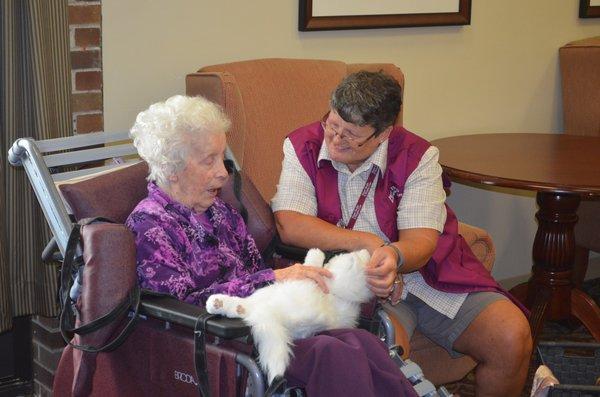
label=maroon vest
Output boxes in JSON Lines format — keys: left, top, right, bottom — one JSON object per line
{"left": 289, "top": 122, "right": 525, "bottom": 311}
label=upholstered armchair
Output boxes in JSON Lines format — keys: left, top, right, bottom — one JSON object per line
{"left": 559, "top": 37, "right": 600, "bottom": 287}
{"left": 186, "top": 59, "right": 496, "bottom": 385}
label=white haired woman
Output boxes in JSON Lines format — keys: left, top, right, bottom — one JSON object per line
{"left": 126, "top": 95, "right": 416, "bottom": 396}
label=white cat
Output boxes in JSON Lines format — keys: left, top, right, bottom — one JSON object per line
{"left": 205, "top": 248, "right": 374, "bottom": 383}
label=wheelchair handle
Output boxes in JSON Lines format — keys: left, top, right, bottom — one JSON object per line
{"left": 41, "top": 237, "right": 60, "bottom": 263}
{"left": 8, "top": 139, "right": 27, "bottom": 166}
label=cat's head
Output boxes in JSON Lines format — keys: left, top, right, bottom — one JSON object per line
{"left": 325, "top": 249, "right": 373, "bottom": 303}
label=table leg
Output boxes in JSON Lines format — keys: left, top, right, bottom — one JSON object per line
{"left": 516, "top": 191, "right": 600, "bottom": 342}
{"left": 528, "top": 192, "right": 579, "bottom": 320}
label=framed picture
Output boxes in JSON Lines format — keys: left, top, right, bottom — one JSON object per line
{"left": 299, "top": 0, "right": 471, "bottom": 31}
{"left": 580, "top": 0, "right": 600, "bottom": 17}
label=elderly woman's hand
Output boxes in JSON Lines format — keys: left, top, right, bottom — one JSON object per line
{"left": 273, "top": 264, "right": 333, "bottom": 293}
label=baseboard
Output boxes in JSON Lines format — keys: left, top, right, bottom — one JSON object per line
{"left": 585, "top": 255, "right": 600, "bottom": 279}
{"left": 498, "top": 274, "right": 531, "bottom": 290}
{"left": 0, "top": 379, "right": 32, "bottom": 397}
{"left": 498, "top": 255, "right": 600, "bottom": 290}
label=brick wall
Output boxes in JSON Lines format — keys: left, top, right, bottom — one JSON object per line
{"left": 31, "top": 2, "right": 103, "bottom": 395}
{"left": 69, "top": 0, "right": 103, "bottom": 134}
{"left": 32, "top": 316, "right": 65, "bottom": 397}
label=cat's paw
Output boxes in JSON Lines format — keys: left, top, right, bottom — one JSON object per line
{"left": 206, "top": 294, "right": 226, "bottom": 315}
{"left": 304, "top": 248, "right": 325, "bottom": 267}
{"left": 206, "top": 294, "right": 245, "bottom": 318}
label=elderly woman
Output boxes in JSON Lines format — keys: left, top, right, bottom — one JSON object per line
{"left": 125, "top": 95, "right": 416, "bottom": 396}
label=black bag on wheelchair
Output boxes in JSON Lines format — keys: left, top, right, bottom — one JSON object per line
{"left": 56, "top": 218, "right": 140, "bottom": 396}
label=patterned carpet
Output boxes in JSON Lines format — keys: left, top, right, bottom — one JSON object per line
{"left": 442, "top": 278, "right": 600, "bottom": 397}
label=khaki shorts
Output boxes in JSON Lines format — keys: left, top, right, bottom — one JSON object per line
{"left": 383, "top": 291, "right": 507, "bottom": 358}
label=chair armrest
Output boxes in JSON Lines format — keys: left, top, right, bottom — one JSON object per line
{"left": 458, "top": 222, "right": 496, "bottom": 272}
{"left": 140, "top": 295, "right": 250, "bottom": 339}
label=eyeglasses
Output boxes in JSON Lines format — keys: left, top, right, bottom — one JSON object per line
{"left": 320, "top": 113, "right": 377, "bottom": 147}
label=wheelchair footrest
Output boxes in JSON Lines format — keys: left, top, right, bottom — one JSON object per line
{"left": 413, "top": 379, "right": 437, "bottom": 397}
{"left": 390, "top": 348, "right": 454, "bottom": 397}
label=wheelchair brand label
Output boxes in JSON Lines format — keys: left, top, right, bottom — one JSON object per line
{"left": 174, "top": 370, "right": 198, "bottom": 386}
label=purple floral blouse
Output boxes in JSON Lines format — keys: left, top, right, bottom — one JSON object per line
{"left": 126, "top": 182, "right": 275, "bottom": 305}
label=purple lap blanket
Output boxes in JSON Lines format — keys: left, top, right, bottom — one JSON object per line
{"left": 285, "top": 328, "right": 418, "bottom": 397}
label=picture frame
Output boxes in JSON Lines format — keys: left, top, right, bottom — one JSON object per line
{"left": 579, "top": 0, "right": 600, "bottom": 18}
{"left": 299, "top": 0, "right": 471, "bottom": 31}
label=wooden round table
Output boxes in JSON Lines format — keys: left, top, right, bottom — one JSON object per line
{"left": 431, "top": 133, "right": 600, "bottom": 342}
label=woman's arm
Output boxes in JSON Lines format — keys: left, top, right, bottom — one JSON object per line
{"left": 366, "top": 147, "right": 446, "bottom": 297}
{"left": 231, "top": 205, "right": 333, "bottom": 293}
{"left": 275, "top": 210, "right": 384, "bottom": 253}
{"left": 184, "top": 269, "right": 275, "bottom": 305}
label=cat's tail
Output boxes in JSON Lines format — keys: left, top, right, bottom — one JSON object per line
{"left": 247, "top": 319, "right": 293, "bottom": 383}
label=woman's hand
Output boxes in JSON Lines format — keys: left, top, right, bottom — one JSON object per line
{"left": 273, "top": 264, "right": 333, "bottom": 293}
{"left": 365, "top": 245, "right": 399, "bottom": 298}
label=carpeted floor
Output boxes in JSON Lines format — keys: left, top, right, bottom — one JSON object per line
{"left": 441, "top": 278, "right": 600, "bottom": 397}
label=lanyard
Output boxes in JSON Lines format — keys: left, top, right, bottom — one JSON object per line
{"left": 342, "top": 164, "right": 379, "bottom": 230}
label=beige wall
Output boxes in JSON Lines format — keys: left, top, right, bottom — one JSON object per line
{"left": 102, "top": 0, "right": 600, "bottom": 281}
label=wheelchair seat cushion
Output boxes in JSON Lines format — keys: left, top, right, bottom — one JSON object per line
{"left": 59, "top": 161, "right": 149, "bottom": 223}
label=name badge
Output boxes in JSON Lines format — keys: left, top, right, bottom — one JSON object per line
{"left": 389, "top": 185, "right": 403, "bottom": 202}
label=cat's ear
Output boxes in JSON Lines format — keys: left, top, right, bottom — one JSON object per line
{"left": 304, "top": 248, "right": 325, "bottom": 267}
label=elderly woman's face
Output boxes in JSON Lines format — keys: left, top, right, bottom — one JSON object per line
{"left": 168, "top": 132, "right": 228, "bottom": 213}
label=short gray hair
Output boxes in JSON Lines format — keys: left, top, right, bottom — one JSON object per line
{"left": 330, "top": 71, "right": 402, "bottom": 135}
{"left": 130, "top": 95, "right": 231, "bottom": 186}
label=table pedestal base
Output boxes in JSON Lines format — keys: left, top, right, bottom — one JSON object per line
{"left": 509, "top": 192, "right": 600, "bottom": 343}
{"left": 510, "top": 284, "right": 600, "bottom": 342}
{"left": 571, "top": 289, "right": 600, "bottom": 340}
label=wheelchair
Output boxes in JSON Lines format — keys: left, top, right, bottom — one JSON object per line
{"left": 9, "top": 131, "right": 450, "bottom": 397}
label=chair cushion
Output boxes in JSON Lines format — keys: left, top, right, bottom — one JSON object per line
{"left": 192, "top": 59, "right": 386, "bottom": 201}
{"left": 59, "top": 162, "right": 149, "bottom": 223}
{"left": 560, "top": 36, "right": 600, "bottom": 137}
{"left": 560, "top": 37, "right": 600, "bottom": 253}
{"left": 219, "top": 170, "right": 277, "bottom": 254}
{"left": 458, "top": 222, "right": 495, "bottom": 272}
{"left": 190, "top": 59, "right": 407, "bottom": 203}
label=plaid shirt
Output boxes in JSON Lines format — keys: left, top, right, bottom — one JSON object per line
{"left": 272, "top": 138, "right": 467, "bottom": 319}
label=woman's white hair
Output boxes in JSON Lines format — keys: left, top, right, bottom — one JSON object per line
{"left": 130, "top": 95, "right": 231, "bottom": 186}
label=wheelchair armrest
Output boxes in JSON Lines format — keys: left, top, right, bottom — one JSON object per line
{"left": 274, "top": 241, "right": 309, "bottom": 262}
{"left": 274, "top": 240, "right": 345, "bottom": 262}
{"left": 140, "top": 295, "right": 250, "bottom": 339}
